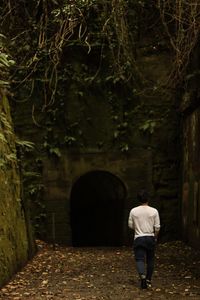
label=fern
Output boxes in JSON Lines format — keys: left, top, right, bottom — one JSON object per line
{"left": 0, "top": 132, "right": 7, "bottom": 143}
{"left": 16, "top": 139, "right": 35, "bottom": 150}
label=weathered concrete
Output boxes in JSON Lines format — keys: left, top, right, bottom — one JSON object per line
{"left": 10, "top": 3, "right": 181, "bottom": 246}
{"left": 181, "top": 105, "right": 200, "bottom": 248}
{"left": 180, "top": 39, "right": 200, "bottom": 249}
{"left": 42, "top": 149, "right": 152, "bottom": 245}
{"left": 11, "top": 55, "right": 181, "bottom": 246}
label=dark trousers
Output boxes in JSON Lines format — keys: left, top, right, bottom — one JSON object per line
{"left": 133, "top": 236, "right": 156, "bottom": 280}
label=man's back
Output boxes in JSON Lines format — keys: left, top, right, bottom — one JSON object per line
{"left": 128, "top": 205, "right": 160, "bottom": 239}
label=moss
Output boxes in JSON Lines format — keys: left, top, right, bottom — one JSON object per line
{"left": 0, "top": 93, "right": 34, "bottom": 287}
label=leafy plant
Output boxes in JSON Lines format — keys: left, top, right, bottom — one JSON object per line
{"left": 139, "top": 120, "right": 157, "bottom": 134}
{"left": 49, "top": 147, "right": 61, "bottom": 157}
{"left": 16, "top": 139, "right": 35, "bottom": 152}
{"left": 0, "top": 34, "right": 15, "bottom": 88}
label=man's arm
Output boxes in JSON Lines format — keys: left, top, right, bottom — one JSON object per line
{"left": 128, "top": 211, "right": 134, "bottom": 230}
{"left": 154, "top": 210, "right": 160, "bottom": 240}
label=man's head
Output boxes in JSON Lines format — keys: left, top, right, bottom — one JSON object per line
{"left": 137, "top": 189, "right": 149, "bottom": 204}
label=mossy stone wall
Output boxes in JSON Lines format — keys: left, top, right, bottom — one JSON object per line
{"left": 8, "top": 1, "right": 182, "bottom": 245}
{"left": 0, "top": 94, "right": 32, "bottom": 287}
{"left": 11, "top": 44, "right": 181, "bottom": 245}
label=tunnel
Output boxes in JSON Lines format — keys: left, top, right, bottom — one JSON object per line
{"left": 70, "top": 171, "right": 126, "bottom": 247}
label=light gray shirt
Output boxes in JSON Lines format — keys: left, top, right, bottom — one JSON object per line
{"left": 128, "top": 205, "right": 160, "bottom": 239}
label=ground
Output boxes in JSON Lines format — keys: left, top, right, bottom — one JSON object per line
{"left": 0, "top": 241, "right": 200, "bottom": 300}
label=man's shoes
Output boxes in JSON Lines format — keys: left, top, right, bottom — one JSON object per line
{"left": 146, "top": 279, "right": 152, "bottom": 288}
{"left": 141, "top": 277, "right": 147, "bottom": 289}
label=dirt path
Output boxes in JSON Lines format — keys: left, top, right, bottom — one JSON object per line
{"left": 0, "top": 241, "right": 200, "bottom": 300}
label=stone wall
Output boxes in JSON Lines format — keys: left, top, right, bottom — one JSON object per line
{"left": 181, "top": 105, "right": 200, "bottom": 248}
{"left": 42, "top": 149, "right": 152, "bottom": 245}
{"left": 0, "top": 94, "right": 34, "bottom": 287}
{"left": 180, "top": 40, "right": 200, "bottom": 249}
{"left": 181, "top": 96, "right": 200, "bottom": 248}
{"left": 11, "top": 57, "right": 181, "bottom": 246}
{"left": 10, "top": 3, "right": 181, "bottom": 246}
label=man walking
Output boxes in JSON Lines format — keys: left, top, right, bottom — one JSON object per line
{"left": 128, "top": 189, "right": 160, "bottom": 289}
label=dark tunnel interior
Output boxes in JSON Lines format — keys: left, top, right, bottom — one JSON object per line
{"left": 70, "top": 171, "right": 126, "bottom": 247}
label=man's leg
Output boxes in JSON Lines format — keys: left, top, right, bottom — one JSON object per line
{"left": 134, "top": 246, "right": 147, "bottom": 289}
{"left": 146, "top": 247, "right": 155, "bottom": 282}
{"left": 134, "top": 246, "right": 146, "bottom": 276}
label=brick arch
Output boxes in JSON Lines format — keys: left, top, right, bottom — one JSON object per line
{"left": 70, "top": 170, "right": 127, "bottom": 246}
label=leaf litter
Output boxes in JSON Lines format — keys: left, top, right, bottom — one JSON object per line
{"left": 0, "top": 241, "right": 200, "bottom": 299}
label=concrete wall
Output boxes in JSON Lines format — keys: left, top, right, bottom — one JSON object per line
{"left": 42, "top": 149, "right": 152, "bottom": 244}
{"left": 10, "top": 3, "right": 181, "bottom": 246}
{"left": 11, "top": 53, "right": 181, "bottom": 246}
{"left": 180, "top": 39, "right": 200, "bottom": 249}
{"left": 181, "top": 103, "right": 200, "bottom": 248}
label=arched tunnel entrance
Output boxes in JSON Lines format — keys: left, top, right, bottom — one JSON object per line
{"left": 70, "top": 171, "right": 126, "bottom": 247}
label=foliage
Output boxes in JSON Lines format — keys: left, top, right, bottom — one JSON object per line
{"left": 1, "top": 0, "right": 199, "bottom": 105}
{"left": 16, "top": 139, "right": 35, "bottom": 152}
{"left": 0, "top": 2, "right": 196, "bottom": 157}
{"left": 1, "top": 0, "right": 194, "bottom": 154}
{"left": 0, "top": 33, "right": 17, "bottom": 167}
{"left": 156, "top": 0, "right": 200, "bottom": 86}
{"left": 0, "top": 34, "right": 15, "bottom": 88}
{"left": 139, "top": 120, "right": 157, "bottom": 134}
{"left": 0, "top": 0, "right": 190, "bottom": 239}
{"left": 0, "top": 107, "right": 17, "bottom": 168}
{"left": 0, "top": 0, "right": 142, "bottom": 111}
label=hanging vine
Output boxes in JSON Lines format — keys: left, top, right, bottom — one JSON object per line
{"left": 0, "top": 0, "right": 94, "bottom": 113}
{"left": 0, "top": 0, "right": 199, "bottom": 111}
{"left": 101, "top": 0, "right": 142, "bottom": 85}
{"left": 156, "top": 0, "right": 200, "bottom": 86}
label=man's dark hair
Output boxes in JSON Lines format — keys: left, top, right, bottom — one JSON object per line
{"left": 137, "top": 189, "right": 149, "bottom": 203}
